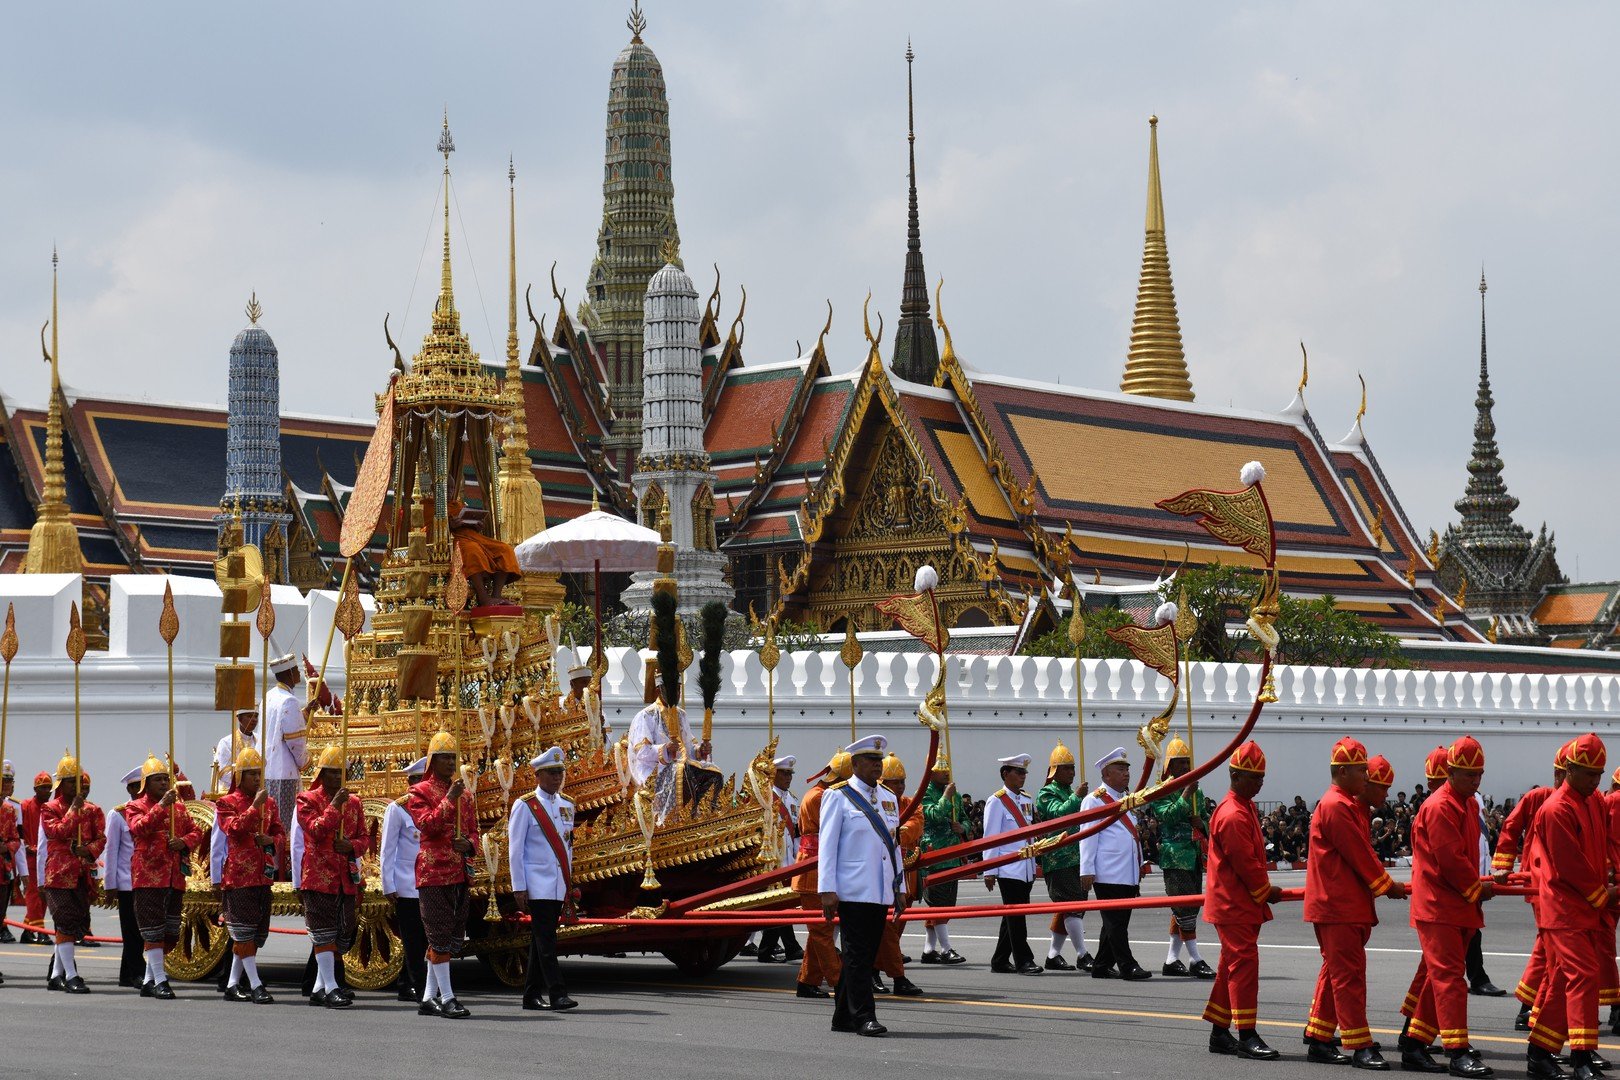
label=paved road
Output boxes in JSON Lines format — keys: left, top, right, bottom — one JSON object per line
{"left": 0, "top": 872, "right": 1574, "bottom": 1079}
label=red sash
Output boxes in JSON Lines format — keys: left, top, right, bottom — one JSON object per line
{"left": 525, "top": 795, "right": 572, "bottom": 894}
{"left": 773, "top": 792, "right": 799, "bottom": 841}
{"left": 997, "top": 790, "right": 1030, "bottom": 828}
{"left": 1095, "top": 789, "right": 1141, "bottom": 842}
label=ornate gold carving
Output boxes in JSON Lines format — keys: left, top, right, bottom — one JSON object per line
{"left": 1157, "top": 487, "right": 1275, "bottom": 563}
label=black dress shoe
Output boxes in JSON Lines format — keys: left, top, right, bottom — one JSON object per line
{"left": 1447, "top": 1050, "right": 1493, "bottom": 1078}
{"left": 1238, "top": 1032, "right": 1282, "bottom": 1061}
{"left": 224, "top": 983, "right": 252, "bottom": 1003}
{"left": 990, "top": 962, "right": 1015, "bottom": 974}
{"left": 831, "top": 1020, "right": 857, "bottom": 1033}
{"left": 893, "top": 976, "right": 922, "bottom": 997}
{"left": 1571, "top": 1052, "right": 1602, "bottom": 1080}
{"left": 152, "top": 981, "right": 176, "bottom": 1000}
{"left": 139, "top": 981, "right": 154, "bottom": 997}
{"left": 331, "top": 987, "right": 354, "bottom": 1005}
{"left": 250, "top": 985, "right": 275, "bottom": 1005}
{"left": 871, "top": 973, "right": 891, "bottom": 994}
{"left": 0, "top": 926, "right": 14, "bottom": 943}
{"left": 856, "top": 1021, "right": 887, "bottom": 1037}
{"left": 309, "top": 989, "right": 329, "bottom": 1008}
{"left": 1516, "top": 1005, "right": 1533, "bottom": 1032}
{"left": 417, "top": 996, "right": 441, "bottom": 1016}
{"left": 1076, "top": 953, "right": 1094, "bottom": 972}
{"left": 1210, "top": 1028, "right": 1240, "bottom": 1055}
{"left": 1468, "top": 981, "right": 1506, "bottom": 997}
{"left": 325, "top": 991, "right": 353, "bottom": 1010}
{"left": 757, "top": 950, "right": 786, "bottom": 964}
{"left": 1163, "top": 959, "right": 1190, "bottom": 977}
{"left": 783, "top": 947, "right": 805, "bottom": 962}
{"left": 1120, "top": 965, "right": 1153, "bottom": 981}
{"left": 1399, "top": 1044, "right": 1446, "bottom": 1073}
{"left": 938, "top": 949, "right": 967, "bottom": 966}
{"left": 63, "top": 976, "right": 90, "bottom": 995}
{"left": 438, "top": 997, "right": 470, "bottom": 1019}
{"left": 1017, "top": 962, "right": 1044, "bottom": 976}
{"left": 1589, "top": 1051, "right": 1610, "bottom": 1071}
{"left": 1527, "top": 1047, "right": 1567, "bottom": 1080}
{"left": 48, "top": 975, "right": 64, "bottom": 992}
{"left": 1307, "top": 1039, "right": 1352, "bottom": 1065}
{"left": 738, "top": 943, "right": 759, "bottom": 957}
{"left": 397, "top": 985, "right": 417, "bottom": 1002}
{"left": 919, "top": 950, "right": 940, "bottom": 965}
{"left": 1045, "top": 955, "right": 1074, "bottom": 971}
{"left": 551, "top": 995, "right": 579, "bottom": 1011}
{"left": 77, "top": 938, "right": 100, "bottom": 948}
{"left": 1189, "top": 959, "right": 1216, "bottom": 980}
{"left": 1353, "top": 1048, "right": 1392, "bottom": 1071}
{"left": 796, "top": 982, "right": 829, "bottom": 999}
{"left": 1091, "top": 966, "right": 1118, "bottom": 979}
{"left": 522, "top": 996, "right": 546, "bottom": 1010}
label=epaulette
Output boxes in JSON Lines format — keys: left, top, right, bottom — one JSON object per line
{"left": 114, "top": 803, "right": 127, "bottom": 813}
{"left": 394, "top": 795, "right": 410, "bottom": 807}
{"left": 828, "top": 780, "right": 849, "bottom": 791}
{"left": 558, "top": 793, "right": 574, "bottom": 805}
{"left": 992, "top": 787, "right": 1006, "bottom": 799}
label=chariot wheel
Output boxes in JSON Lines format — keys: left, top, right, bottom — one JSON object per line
{"left": 484, "top": 942, "right": 527, "bottom": 988}
{"left": 166, "top": 799, "right": 229, "bottom": 982}
{"left": 662, "top": 934, "right": 746, "bottom": 978}
{"left": 343, "top": 898, "right": 403, "bottom": 991}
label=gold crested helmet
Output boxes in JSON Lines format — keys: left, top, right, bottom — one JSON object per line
{"left": 1047, "top": 740, "right": 1076, "bottom": 780}
{"left": 234, "top": 746, "right": 265, "bottom": 774}
{"left": 881, "top": 753, "right": 906, "bottom": 783}
{"left": 1161, "top": 735, "right": 1192, "bottom": 778}
{"left": 55, "top": 749, "right": 82, "bottom": 782}
{"left": 427, "top": 730, "right": 459, "bottom": 759}
{"left": 930, "top": 755, "right": 951, "bottom": 776}
{"left": 140, "top": 752, "right": 168, "bottom": 780}
{"left": 309, "top": 744, "right": 345, "bottom": 787}
{"left": 827, "top": 751, "right": 853, "bottom": 782}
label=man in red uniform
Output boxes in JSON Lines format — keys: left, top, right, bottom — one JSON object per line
{"left": 1203, "top": 741, "right": 1282, "bottom": 1060}
{"left": 20, "top": 770, "right": 52, "bottom": 944}
{"left": 1400, "top": 737, "right": 1495, "bottom": 1077}
{"left": 297, "top": 744, "right": 369, "bottom": 1008}
{"left": 1604, "top": 765, "right": 1620, "bottom": 1036}
{"left": 0, "top": 761, "right": 19, "bottom": 953}
{"left": 1494, "top": 745, "right": 1567, "bottom": 1030}
{"left": 1395, "top": 747, "right": 1452, "bottom": 1061}
{"left": 39, "top": 754, "right": 103, "bottom": 992}
{"left": 126, "top": 754, "right": 203, "bottom": 1000}
{"left": 216, "top": 746, "right": 282, "bottom": 1004}
{"left": 1303, "top": 736, "right": 1406, "bottom": 1070}
{"left": 795, "top": 751, "right": 849, "bottom": 999}
{"left": 1526, "top": 733, "right": 1613, "bottom": 1080}
{"left": 1363, "top": 755, "right": 1396, "bottom": 812}
{"left": 406, "top": 730, "right": 480, "bottom": 1019}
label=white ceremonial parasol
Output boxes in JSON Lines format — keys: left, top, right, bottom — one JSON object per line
{"left": 514, "top": 492, "right": 663, "bottom": 668}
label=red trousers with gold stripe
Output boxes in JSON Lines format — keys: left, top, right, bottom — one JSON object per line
{"left": 1305, "top": 923, "right": 1374, "bottom": 1050}
{"left": 1517, "top": 929, "right": 1547, "bottom": 1006}
{"left": 796, "top": 893, "right": 841, "bottom": 988}
{"left": 1407, "top": 922, "right": 1472, "bottom": 1050}
{"left": 1529, "top": 927, "right": 1606, "bottom": 1053}
{"left": 1602, "top": 908, "right": 1620, "bottom": 1008}
{"left": 1202, "top": 923, "right": 1260, "bottom": 1031}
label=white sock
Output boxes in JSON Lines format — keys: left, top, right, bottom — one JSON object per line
{"left": 1065, "top": 916, "right": 1088, "bottom": 957}
{"left": 315, "top": 949, "right": 336, "bottom": 993}
{"left": 228, "top": 955, "right": 244, "bottom": 987}
{"left": 925, "top": 925, "right": 938, "bottom": 952}
{"left": 1048, "top": 930, "right": 1067, "bottom": 959}
{"left": 423, "top": 959, "right": 441, "bottom": 1001}
{"left": 433, "top": 961, "right": 454, "bottom": 1002}
{"left": 49, "top": 950, "right": 59, "bottom": 980}
{"left": 1167, "top": 935, "right": 1183, "bottom": 964}
{"left": 242, "top": 955, "right": 262, "bottom": 990}
{"left": 146, "top": 947, "right": 166, "bottom": 985}
{"left": 55, "top": 942, "right": 79, "bottom": 980}
{"left": 1185, "top": 937, "right": 1203, "bottom": 963}
{"left": 935, "top": 924, "right": 952, "bottom": 953}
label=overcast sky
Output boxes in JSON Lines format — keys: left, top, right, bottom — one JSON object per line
{"left": 3, "top": 2, "right": 1614, "bottom": 581}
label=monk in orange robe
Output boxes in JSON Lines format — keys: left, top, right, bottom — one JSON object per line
{"left": 449, "top": 500, "right": 521, "bottom": 608}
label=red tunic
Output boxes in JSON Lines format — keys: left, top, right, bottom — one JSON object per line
{"left": 126, "top": 792, "right": 203, "bottom": 890}
{"left": 20, "top": 795, "right": 44, "bottom": 854}
{"left": 1494, "top": 785, "right": 1553, "bottom": 873}
{"left": 1204, "top": 790, "right": 1274, "bottom": 926}
{"left": 1409, "top": 781, "right": 1486, "bottom": 928}
{"left": 296, "top": 787, "right": 369, "bottom": 895}
{"left": 405, "top": 774, "right": 479, "bottom": 888}
{"left": 39, "top": 797, "right": 106, "bottom": 889}
{"left": 215, "top": 790, "right": 284, "bottom": 890}
{"left": 1304, "top": 784, "right": 1395, "bottom": 925}
{"left": 1529, "top": 784, "right": 1611, "bottom": 931}
{"left": 0, "top": 800, "right": 18, "bottom": 880}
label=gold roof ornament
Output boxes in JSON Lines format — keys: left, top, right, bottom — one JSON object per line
{"left": 24, "top": 249, "right": 86, "bottom": 576}
{"left": 1119, "top": 116, "right": 1194, "bottom": 402}
{"left": 496, "top": 156, "right": 549, "bottom": 546}
{"left": 244, "top": 291, "right": 263, "bottom": 326}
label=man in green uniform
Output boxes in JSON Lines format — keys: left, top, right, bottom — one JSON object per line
{"left": 918, "top": 757, "right": 969, "bottom": 966}
{"left": 1156, "top": 737, "right": 1215, "bottom": 978}
{"left": 1036, "top": 741, "right": 1092, "bottom": 971}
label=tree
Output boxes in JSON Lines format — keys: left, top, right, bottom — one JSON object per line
{"left": 1022, "top": 606, "right": 1137, "bottom": 659}
{"left": 1158, "top": 563, "right": 1260, "bottom": 663}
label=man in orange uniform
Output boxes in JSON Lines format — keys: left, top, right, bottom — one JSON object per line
{"left": 39, "top": 754, "right": 103, "bottom": 993}
{"left": 1303, "top": 736, "right": 1406, "bottom": 1070}
{"left": 795, "top": 751, "right": 849, "bottom": 999}
{"left": 126, "top": 754, "right": 204, "bottom": 1000}
{"left": 1394, "top": 746, "right": 1453, "bottom": 1062}
{"left": 406, "top": 730, "right": 480, "bottom": 1019}
{"left": 873, "top": 753, "right": 922, "bottom": 997}
{"left": 216, "top": 747, "right": 282, "bottom": 1004}
{"left": 1202, "top": 741, "right": 1282, "bottom": 1060}
{"left": 1401, "top": 737, "right": 1494, "bottom": 1077}
{"left": 20, "top": 770, "right": 52, "bottom": 943}
{"left": 297, "top": 745, "right": 370, "bottom": 1009}
{"left": 1526, "top": 733, "right": 1614, "bottom": 1080}
{"left": 1494, "top": 744, "right": 1566, "bottom": 1031}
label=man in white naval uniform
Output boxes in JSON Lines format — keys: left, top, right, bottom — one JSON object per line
{"left": 379, "top": 757, "right": 428, "bottom": 1003}
{"left": 818, "top": 734, "right": 905, "bottom": 1038}
{"left": 508, "top": 746, "right": 578, "bottom": 1012}
{"left": 103, "top": 767, "right": 143, "bottom": 987}
{"left": 213, "top": 709, "right": 260, "bottom": 793}
{"left": 261, "top": 654, "right": 310, "bottom": 878}
{"left": 983, "top": 752, "right": 1041, "bottom": 975}
{"left": 1079, "top": 746, "right": 1151, "bottom": 981}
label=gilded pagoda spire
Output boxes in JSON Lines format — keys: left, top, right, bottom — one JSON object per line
{"left": 407, "top": 112, "right": 481, "bottom": 384}
{"left": 496, "top": 156, "right": 549, "bottom": 546}
{"left": 25, "top": 248, "right": 86, "bottom": 575}
{"left": 1119, "top": 116, "right": 1194, "bottom": 402}
{"left": 1452, "top": 271, "right": 1526, "bottom": 555}
{"left": 891, "top": 40, "right": 940, "bottom": 386}
{"left": 433, "top": 110, "right": 459, "bottom": 337}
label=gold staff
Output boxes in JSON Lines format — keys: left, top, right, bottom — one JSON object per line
{"left": 1175, "top": 583, "right": 1196, "bottom": 758}
{"left": 1067, "top": 584, "right": 1086, "bottom": 772}
{"left": 331, "top": 576, "right": 365, "bottom": 863}
{"left": 256, "top": 572, "right": 274, "bottom": 768}
{"left": 1, "top": 606, "right": 17, "bottom": 810}
{"left": 66, "top": 604, "right": 87, "bottom": 843}
{"left": 313, "top": 558, "right": 356, "bottom": 706}
{"left": 158, "top": 583, "right": 180, "bottom": 844}
{"left": 759, "top": 617, "right": 780, "bottom": 744}
{"left": 840, "top": 617, "right": 863, "bottom": 742}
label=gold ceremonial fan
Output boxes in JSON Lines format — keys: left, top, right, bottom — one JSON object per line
{"left": 215, "top": 542, "right": 264, "bottom": 611}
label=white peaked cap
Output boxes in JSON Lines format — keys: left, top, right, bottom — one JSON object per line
{"left": 119, "top": 766, "right": 143, "bottom": 786}
{"left": 1, "top": 759, "right": 12, "bottom": 777}
{"left": 998, "top": 753, "right": 1032, "bottom": 770}
{"left": 773, "top": 755, "right": 797, "bottom": 771}
{"left": 269, "top": 653, "right": 300, "bottom": 675}
{"left": 567, "top": 663, "right": 591, "bottom": 680}
{"left": 1094, "top": 746, "right": 1128, "bottom": 772}
{"left": 531, "top": 746, "right": 567, "bottom": 771}
{"left": 845, "top": 735, "right": 888, "bottom": 758}
{"left": 404, "top": 757, "right": 428, "bottom": 777}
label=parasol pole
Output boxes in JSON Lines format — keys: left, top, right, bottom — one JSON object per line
{"left": 159, "top": 583, "right": 180, "bottom": 841}
{"left": 314, "top": 558, "right": 355, "bottom": 703}
{"left": 840, "top": 617, "right": 862, "bottom": 743}
{"left": 65, "top": 604, "right": 86, "bottom": 845}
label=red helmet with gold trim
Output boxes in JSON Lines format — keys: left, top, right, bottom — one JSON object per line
{"left": 1330, "top": 737, "right": 1368, "bottom": 767}
{"left": 1367, "top": 754, "right": 1395, "bottom": 788}
{"left": 1229, "top": 741, "right": 1266, "bottom": 775}
{"left": 1446, "top": 736, "right": 1485, "bottom": 772}
{"left": 1564, "top": 733, "right": 1606, "bottom": 773}
{"left": 1423, "top": 745, "right": 1450, "bottom": 782}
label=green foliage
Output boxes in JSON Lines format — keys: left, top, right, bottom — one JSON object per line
{"left": 697, "top": 601, "right": 729, "bottom": 709}
{"left": 757, "top": 618, "right": 825, "bottom": 652}
{"left": 1157, "top": 563, "right": 1258, "bottom": 663}
{"left": 554, "top": 601, "right": 597, "bottom": 648}
{"left": 1021, "top": 605, "right": 1137, "bottom": 658}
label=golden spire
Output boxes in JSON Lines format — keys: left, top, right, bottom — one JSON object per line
{"left": 408, "top": 111, "right": 479, "bottom": 382}
{"left": 25, "top": 248, "right": 86, "bottom": 575}
{"left": 495, "top": 157, "right": 550, "bottom": 549}
{"left": 1120, "top": 116, "right": 1194, "bottom": 402}
{"left": 434, "top": 110, "right": 458, "bottom": 334}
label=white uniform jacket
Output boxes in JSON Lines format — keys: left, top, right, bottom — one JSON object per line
{"left": 982, "top": 787, "right": 1037, "bottom": 883}
{"left": 262, "top": 684, "right": 307, "bottom": 783}
{"left": 378, "top": 799, "right": 421, "bottom": 899}
{"left": 507, "top": 789, "right": 574, "bottom": 902}
{"left": 1078, "top": 784, "right": 1142, "bottom": 886}
{"left": 816, "top": 777, "right": 903, "bottom": 906}
{"left": 103, "top": 805, "right": 133, "bottom": 891}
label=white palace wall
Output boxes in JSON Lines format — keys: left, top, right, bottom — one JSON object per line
{"left": 0, "top": 575, "right": 1613, "bottom": 805}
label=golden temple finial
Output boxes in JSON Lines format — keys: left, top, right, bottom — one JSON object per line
{"left": 934, "top": 278, "right": 956, "bottom": 367}
{"left": 658, "top": 233, "right": 681, "bottom": 267}
{"left": 1457, "top": 573, "right": 1468, "bottom": 609}
{"left": 1404, "top": 553, "right": 1416, "bottom": 589}
{"left": 496, "top": 156, "right": 549, "bottom": 548}
{"left": 1488, "top": 615, "right": 1498, "bottom": 644}
{"left": 627, "top": 0, "right": 646, "bottom": 43}
{"left": 25, "top": 248, "right": 85, "bottom": 576}
{"left": 1297, "top": 341, "right": 1308, "bottom": 396}
{"left": 1120, "top": 115, "right": 1194, "bottom": 402}
{"left": 437, "top": 111, "right": 456, "bottom": 316}
{"left": 1355, "top": 372, "right": 1367, "bottom": 427}
{"left": 245, "top": 291, "right": 263, "bottom": 326}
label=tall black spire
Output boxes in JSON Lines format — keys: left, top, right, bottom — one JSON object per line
{"left": 890, "top": 41, "right": 940, "bottom": 385}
